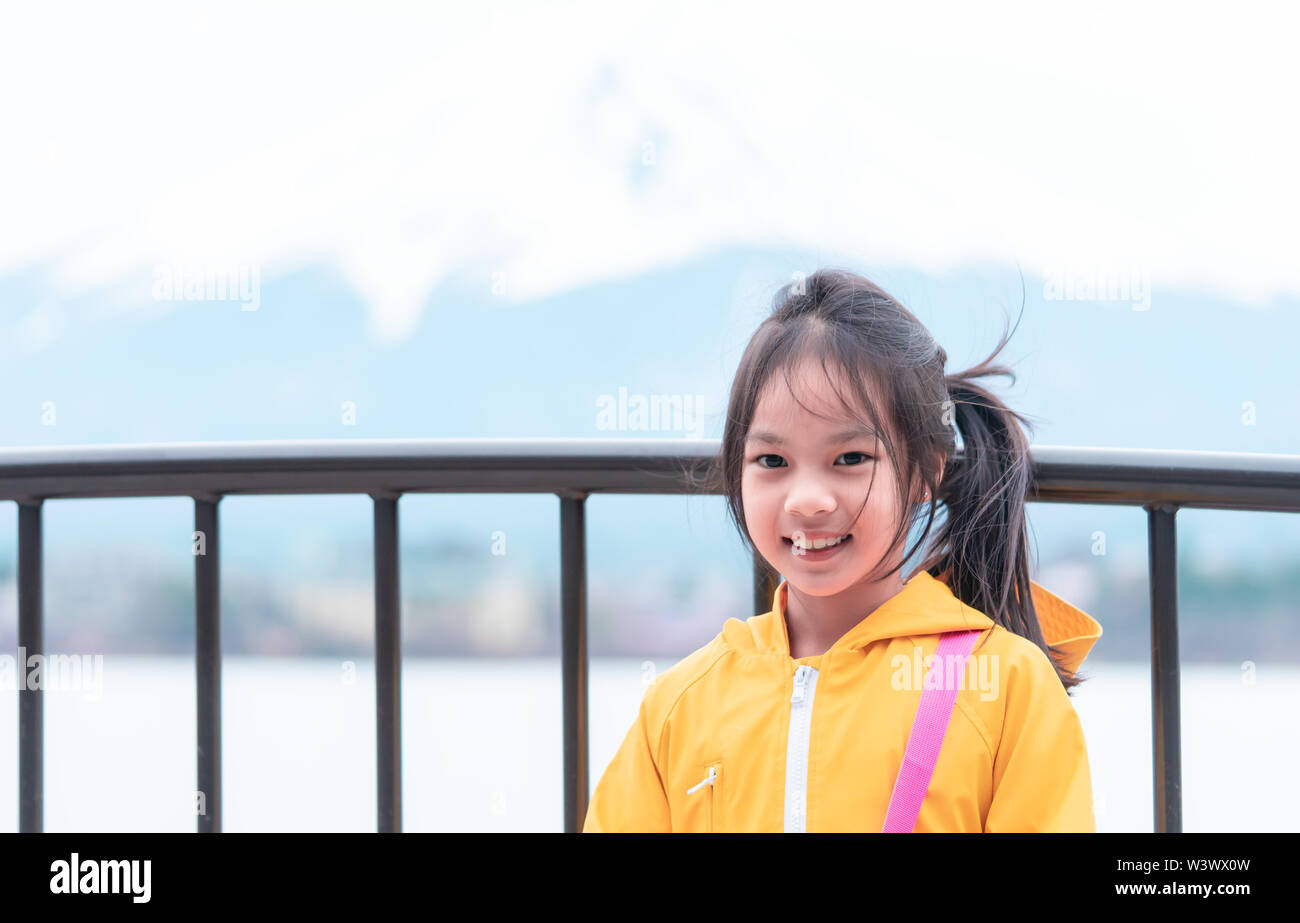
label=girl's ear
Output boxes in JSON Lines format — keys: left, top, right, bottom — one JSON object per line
{"left": 919, "top": 452, "right": 944, "bottom": 504}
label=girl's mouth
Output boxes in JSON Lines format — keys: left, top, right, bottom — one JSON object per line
{"left": 783, "top": 533, "right": 853, "bottom": 561}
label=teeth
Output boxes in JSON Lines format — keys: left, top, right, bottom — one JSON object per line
{"left": 793, "top": 534, "right": 848, "bottom": 551}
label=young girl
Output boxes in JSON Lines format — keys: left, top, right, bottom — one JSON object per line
{"left": 583, "top": 268, "right": 1102, "bottom": 833}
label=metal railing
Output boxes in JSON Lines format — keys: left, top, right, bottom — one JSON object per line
{"left": 2, "top": 438, "right": 1298, "bottom": 833}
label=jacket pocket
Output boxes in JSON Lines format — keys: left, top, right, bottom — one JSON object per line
{"left": 685, "top": 759, "right": 723, "bottom": 832}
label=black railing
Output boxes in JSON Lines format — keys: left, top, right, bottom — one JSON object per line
{"left": 2, "top": 439, "right": 1298, "bottom": 833}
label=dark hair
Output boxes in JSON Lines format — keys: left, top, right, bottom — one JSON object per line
{"left": 694, "top": 267, "right": 1085, "bottom": 693}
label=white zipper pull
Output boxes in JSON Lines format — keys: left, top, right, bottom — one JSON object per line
{"left": 791, "top": 664, "right": 811, "bottom": 703}
{"left": 686, "top": 766, "right": 716, "bottom": 794}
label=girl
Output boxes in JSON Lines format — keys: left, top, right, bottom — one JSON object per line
{"left": 583, "top": 268, "right": 1102, "bottom": 833}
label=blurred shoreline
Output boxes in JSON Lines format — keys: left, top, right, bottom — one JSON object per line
{"left": 1, "top": 554, "right": 1296, "bottom": 661}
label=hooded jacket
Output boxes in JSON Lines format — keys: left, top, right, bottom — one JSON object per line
{"left": 582, "top": 568, "right": 1102, "bottom": 833}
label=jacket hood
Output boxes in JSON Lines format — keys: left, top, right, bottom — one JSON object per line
{"left": 733, "top": 568, "right": 1102, "bottom": 675}
{"left": 1015, "top": 575, "right": 1104, "bottom": 675}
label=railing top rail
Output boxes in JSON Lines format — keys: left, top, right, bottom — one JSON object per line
{"left": 0, "top": 438, "right": 1298, "bottom": 511}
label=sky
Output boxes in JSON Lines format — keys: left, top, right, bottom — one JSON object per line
{"left": 2, "top": 0, "right": 1298, "bottom": 353}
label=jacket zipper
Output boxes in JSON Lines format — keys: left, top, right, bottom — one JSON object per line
{"left": 784, "top": 663, "right": 819, "bottom": 832}
{"left": 687, "top": 763, "right": 721, "bottom": 831}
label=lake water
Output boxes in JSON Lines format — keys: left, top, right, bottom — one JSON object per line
{"left": 0, "top": 656, "right": 1295, "bottom": 832}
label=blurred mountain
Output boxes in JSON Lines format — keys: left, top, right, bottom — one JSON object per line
{"left": 1, "top": 251, "right": 1297, "bottom": 661}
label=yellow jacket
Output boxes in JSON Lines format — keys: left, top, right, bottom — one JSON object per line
{"left": 583, "top": 568, "right": 1102, "bottom": 832}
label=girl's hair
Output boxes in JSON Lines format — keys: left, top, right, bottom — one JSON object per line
{"left": 697, "top": 267, "right": 1086, "bottom": 692}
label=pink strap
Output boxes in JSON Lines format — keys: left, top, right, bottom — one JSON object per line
{"left": 881, "top": 629, "right": 983, "bottom": 833}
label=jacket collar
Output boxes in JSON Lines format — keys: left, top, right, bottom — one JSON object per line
{"left": 736, "top": 568, "right": 1101, "bottom": 674}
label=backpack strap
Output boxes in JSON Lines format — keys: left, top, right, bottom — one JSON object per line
{"left": 881, "top": 628, "right": 984, "bottom": 833}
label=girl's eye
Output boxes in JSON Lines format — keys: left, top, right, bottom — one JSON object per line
{"left": 752, "top": 452, "right": 873, "bottom": 468}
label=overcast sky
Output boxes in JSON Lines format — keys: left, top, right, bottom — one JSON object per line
{"left": 3, "top": 0, "right": 1296, "bottom": 352}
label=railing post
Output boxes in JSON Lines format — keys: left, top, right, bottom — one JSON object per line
{"left": 195, "top": 494, "right": 222, "bottom": 832}
{"left": 372, "top": 491, "right": 402, "bottom": 833}
{"left": 17, "top": 499, "right": 43, "bottom": 833}
{"left": 1146, "top": 502, "right": 1182, "bottom": 832}
{"left": 558, "top": 491, "right": 589, "bottom": 832}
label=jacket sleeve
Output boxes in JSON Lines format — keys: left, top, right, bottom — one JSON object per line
{"left": 984, "top": 650, "right": 1097, "bottom": 833}
{"left": 582, "top": 690, "right": 672, "bottom": 832}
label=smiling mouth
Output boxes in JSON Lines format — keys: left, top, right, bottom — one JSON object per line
{"left": 783, "top": 533, "right": 853, "bottom": 553}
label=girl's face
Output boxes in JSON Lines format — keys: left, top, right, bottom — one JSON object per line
{"left": 741, "top": 358, "right": 912, "bottom": 597}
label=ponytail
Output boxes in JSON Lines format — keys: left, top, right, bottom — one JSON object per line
{"left": 921, "top": 341, "right": 1082, "bottom": 692}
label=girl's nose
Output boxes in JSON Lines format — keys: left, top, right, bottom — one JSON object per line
{"left": 784, "top": 483, "right": 837, "bottom": 518}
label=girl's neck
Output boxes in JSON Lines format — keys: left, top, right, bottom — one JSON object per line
{"left": 784, "top": 572, "right": 907, "bottom": 659}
